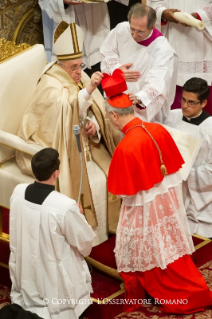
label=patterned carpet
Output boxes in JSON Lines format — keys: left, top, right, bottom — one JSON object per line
{"left": 0, "top": 284, "right": 10, "bottom": 310}
{"left": 1, "top": 263, "right": 212, "bottom": 318}
{"left": 115, "top": 309, "right": 212, "bottom": 319}
{"left": 0, "top": 249, "right": 212, "bottom": 319}
{"left": 114, "top": 262, "right": 212, "bottom": 319}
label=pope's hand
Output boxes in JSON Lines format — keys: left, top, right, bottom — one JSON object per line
{"left": 77, "top": 203, "right": 84, "bottom": 214}
{"left": 91, "top": 72, "right": 103, "bottom": 88}
{"left": 128, "top": 92, "right": 139, "bottom": 105}
{"left": 84, "top": 121, "right": 97, "bottom": 137}
{"left": 119, "top": 63, "right": 140, "bottom": 82}
{"left": 63, "top": 0, "right": 83, "bottom": 4}
{"left": 86, "top": 72, "right": 103, "bottom": 95}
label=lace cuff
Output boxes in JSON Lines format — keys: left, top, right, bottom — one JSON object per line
{"left": 105, "top": 58, "right": 122, "bottom": 74}
{"left": 198, "top": 7, "right": 212, "bottom": 39}
{"left": 203, "top": 5, "right": 212, "bottom": 25}
{"left": 135, "top": 87, "right": 165, "bottom": 122}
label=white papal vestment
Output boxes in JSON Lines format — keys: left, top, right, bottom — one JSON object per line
{"left": 165, "top": 109, "right": 212, "bottom": 237}
{"left": 147, "top": 0, "right": 212, "bottom": 86}
{"left": 9, "top": 183, "right": 96, "bottom": 319}
{"left": 39, "top": 0, "right": 129, "bottom": 66}
{"left": 78, "top": 88, "right": 108, "bottom": 245}
{"left": 100, "top": 22, "right": 178, "bottom": 123}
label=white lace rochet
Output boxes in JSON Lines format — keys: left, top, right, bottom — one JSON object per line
{"left": 115, "top": 172, "right": 195, "bottom": 273}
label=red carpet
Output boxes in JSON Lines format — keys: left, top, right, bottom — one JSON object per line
{"left": 2, "top": 207, "right": 9, "bottom": 234}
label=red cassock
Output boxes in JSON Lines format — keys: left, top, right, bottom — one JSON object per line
{"left": 108, "top": 117, "right": 212, "bottom": 314}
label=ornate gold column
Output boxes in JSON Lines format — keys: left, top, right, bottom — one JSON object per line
{"left": 0, "top": 0, "right": 43, "bottom": 46}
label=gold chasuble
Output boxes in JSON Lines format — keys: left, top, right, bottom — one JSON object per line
{"left": 16, "top": 63, "right": 121, "bottom": 235}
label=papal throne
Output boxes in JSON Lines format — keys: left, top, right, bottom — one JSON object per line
{"left": 0, "top": 39, "right": 46, "bottom": 270}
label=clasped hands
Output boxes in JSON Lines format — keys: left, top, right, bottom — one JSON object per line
{"left": 162, "top": 9, "right": 198, "bottom": 26}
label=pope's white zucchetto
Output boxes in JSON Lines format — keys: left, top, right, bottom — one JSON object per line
{"left": 54, "top": 21, "right": 83, "bottom": 61}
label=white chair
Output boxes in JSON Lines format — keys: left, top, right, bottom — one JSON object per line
{"left": 0, "top": 41, "right": 47, "bottom": 256}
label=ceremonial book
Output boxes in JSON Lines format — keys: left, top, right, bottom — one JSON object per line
{"left": 163, "top": 124, "right": 201, "bottom": 181}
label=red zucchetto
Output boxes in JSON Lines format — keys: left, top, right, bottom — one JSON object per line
{"left": 107, "top": 93, "right": 132, "bottom": 108}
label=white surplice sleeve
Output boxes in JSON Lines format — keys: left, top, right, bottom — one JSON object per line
{"left": 39, "top": 0, "right": 75, "bottom": 24}
{"left": 187, "top": 126, "right": 212, "bottom": 211}
{"left": 134, "top": 42, "right": 178, "bottom": 122}
{"left": 62, "top": 201, "right": 96, "bottom": 257}
{"left": 198, "top": 4, "right": 212, "bottom": 40}
{"left": 147, "top": 1, "right": 168, "bottom": 33}
{"left": 100, "top": 27, "right": 122, "bottom": 75}
{"left": 78, "top": 88, "right": 93, "bottom": 116}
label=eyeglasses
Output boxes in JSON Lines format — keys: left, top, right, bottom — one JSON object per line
{"left": 58, "top": 62, "right": 86, "bottom": 72}
{"left": 180, "top": 96, "right": 201, "bottom": 107}
{"left": 128, "top": 26, "right": 145, "bottom": 35}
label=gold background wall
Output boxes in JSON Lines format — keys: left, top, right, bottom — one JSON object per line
{"left": 0, "top": 0, "right": 43, "bottom": 45}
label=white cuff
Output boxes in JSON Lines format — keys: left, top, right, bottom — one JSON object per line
{"left": 82, "top": 88, "right": 91, "bottom": 101}
{"left": 78, "top": 89, "right": 92, "bottom": 116}
{"left": 135, "top": 91, "right": 149, "bottom": 107}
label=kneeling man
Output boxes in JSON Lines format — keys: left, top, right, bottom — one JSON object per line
{"left": 10, "top": 148, "right": 96, "bottom": 319}
{"left": 104, "top": 79, "right": 212, "bottom": 314}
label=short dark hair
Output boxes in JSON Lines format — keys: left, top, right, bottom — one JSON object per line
{"left": 128, "top": 4, "right": 156, "bottom": 30}
{"left": 31, "top": 148, "right": 60, "bottom": 181}
{"left": 183, "top": 77, "right": 210, "bottom": 103}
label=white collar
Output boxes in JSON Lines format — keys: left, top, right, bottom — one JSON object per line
{"left": 143, "top": 30, "right": 153, "bottom": 41}
{"left": 185, "top": 110, "right": 203, "bottom": 121}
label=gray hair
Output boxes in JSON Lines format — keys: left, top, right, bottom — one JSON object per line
{"left": 128, "top": 4, "right": 156, "bottom": 30}
{"left": 57, "top": 58, "right": 82, "bottom": 65}
{"left": 105, "top": 99, "right": 134, "bottom": 115}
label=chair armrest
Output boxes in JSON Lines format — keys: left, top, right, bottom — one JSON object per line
{"left": 0, "top": 130, "right": 44, "bottom": 155}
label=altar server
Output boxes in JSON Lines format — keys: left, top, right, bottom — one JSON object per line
{"left": 100, "top": 3, "right": 178, "bottom": 123}
{"left": 165, "top": 77, "right": 212, "bottom": 238}
{"left": 9, "top": 148, "right": 96, "bottom": 319}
